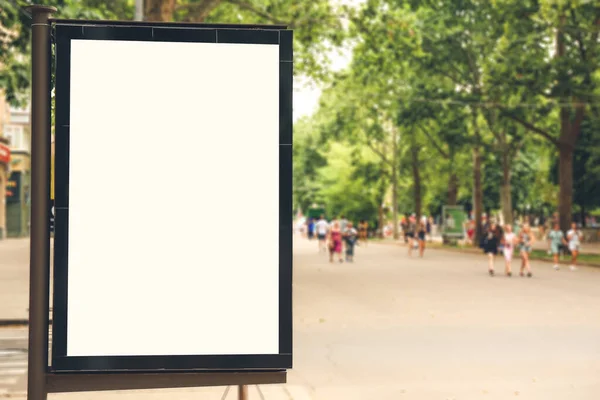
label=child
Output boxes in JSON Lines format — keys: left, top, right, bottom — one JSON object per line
{"left": 343, "top": 222, "right": 358, "bottom": 262}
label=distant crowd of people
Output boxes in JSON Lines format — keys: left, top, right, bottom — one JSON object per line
{"left": 296, "top": 209, "right": 589, "bottom": 274}
{"left": 479, "top": 216, "right": 583, "bottom": 277}
{"left": 306, "top": 215, "right": 368, "bottom": 263}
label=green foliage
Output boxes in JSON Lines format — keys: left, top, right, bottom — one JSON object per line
{"left": 1, "top": 0, "right": 349, "bottom": 103}
{"left": 1, "top": 0, "right": 132, "bottom": 106}
{"left": 550, "top": 117, "right": 600, "bottom": 213}
{"left": 316, "top": 143, "right": 382, "bottom": 222}
{"left": 293, "top": 0, "right": 600, "bottom": 226}
{"left": 293, "top": 117, "right": 328, "bottom": 213}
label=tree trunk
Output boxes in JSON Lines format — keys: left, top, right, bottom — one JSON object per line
{"left": 378, "top": 203, "right": 384, "bottom": 239}
{"left": 448, "top": 172, "right": 458, "bottom": 205}
{"left": 555, "top": 13, "right": 575, "bottom": 233}
{"left": 392, "top": 127, "right": 399, "bottom": 240}
{"left": 473, "top": 144, "right": 483, "bottom": 246}
{"left": 411, "top": 146, "right": 422, "bottom": 222}
{"left": 558, "top": 145, "right": 574, "bottom": 232}
{"left": 447, "top": 150, "right": 458, "bottom": 205}
{"left": 145, "top": 0, "right": 176, "bottom": 21}
{"left": 500, "top": 151, "right": 513, "bottom": 226}
{"left": 391, "top": 171, "right": 399, "bottom": 240}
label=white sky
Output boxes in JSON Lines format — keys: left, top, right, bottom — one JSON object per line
{"left": 293, "top": 0, "right": 363, "bottom": 121}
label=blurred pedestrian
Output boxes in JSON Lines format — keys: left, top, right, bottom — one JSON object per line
{"left": 307, "top": 218, "right": 315, "bottom": 240}
{"left": 359, "top": 220, "right": 368, "bottom": 246}
{"left": 502, "top": 224, "right": 517, "bottom": 276}
{"left": 401, "top": 215, "right": 409, "bottom": 243}
{"left": 417, "top": 222, "right": 427, "bottom": 257}
{"left": 426, "top": 216, "right": 433, "bottom": 242}
{"left": 407, "top": 215, "right": 417, "bottom": 256}
{"left": 518, "top": 223, "right": 534, "bottom": 277}
{"left": 547, "top": 222, "right": 564, "bottom": 270}
{"left": 566, "top": 222, "right": 582, "bottom": 271}
{"left": 483, "top": 222, "right": 500, "bottom": 276}
{"left": 315, "top": 215, "right": 329, "bottom": 252}
{"left": 340, "top": 215, "right": 348, "bottom": 233}
{"left": 538, "top": 214, "right": 546, "bottom": 238}
{"left": 328, "top": 221, "right": 343, "bottom": 263}
{"left": 343, "top": 222, "right": 358, "bottom": 262}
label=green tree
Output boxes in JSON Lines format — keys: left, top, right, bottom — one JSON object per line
{"left": 550, "top": 116, "right": 600, "bottom": 225}
{"left": 1, "top": 0, "right": 129, "bottom": 106}
{"left": 293, "top": 117, "right": 327, "bottom": 212}
{"left": 142, "top": 0, "right": 347, "bottom": 80}
{"left": 350, "top": 0, "right": 507, "bottom": 245}
{"left": 316, "top": 70, "right": 403, "bottom": 238}
{"left": 2, "top": 0, "right": 348, "bottom": 103}
{"left": 495, "top": 0, "right": 600, "bottom": 231}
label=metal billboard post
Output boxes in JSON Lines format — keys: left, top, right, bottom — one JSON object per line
{"left": 25, "top": 5, "right": 57, "bottom": 400}
{"left": 239, "top": 385, "right": 248, "bottom": 400}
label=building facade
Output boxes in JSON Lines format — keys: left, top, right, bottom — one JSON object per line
{"left": 0, "top": 92, "right": 11, "bottom": 239}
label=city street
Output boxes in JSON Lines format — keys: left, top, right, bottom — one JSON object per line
{"left": 1, "top": 237, "right": 599, "bottom": 399}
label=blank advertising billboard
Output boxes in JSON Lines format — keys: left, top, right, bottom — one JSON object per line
{"left": 52, "top": 22, "right": 292, "bottom": 372}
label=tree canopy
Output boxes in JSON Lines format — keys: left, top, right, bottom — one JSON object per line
{"left": 294, "top": 0, "right": 600, "bottom": 233}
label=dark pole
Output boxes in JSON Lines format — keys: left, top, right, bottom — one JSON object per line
{"left": 238, "top": 385, "right": 248, "bottom": 400}
{"left": 25, "top": 5, "right": 56, "bottom": 400}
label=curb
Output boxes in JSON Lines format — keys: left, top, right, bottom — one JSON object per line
{"left": 0, "top": 320, "right": 52, "bottom": 328}
{"left": 376, "top": 240, "right": 600, "bottom": 268}
{"left": 0, "top": 320, "right": 29, "bottom": 328}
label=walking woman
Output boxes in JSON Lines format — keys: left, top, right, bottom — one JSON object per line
{"left": 328, "top": 221, "right": 344, "bottom": 263}
{"left": 426, "top": 217, "right": 433, "bottom": 242}
{"left": 343, "top": 222, "right": 358, "bottom": 262}
{"left": 483, "top": 222, "right": 500, "bottom": 276}
{"left": 518, "top": 223, "right": 535, "bottom": 277}
{"left": 502, "top": 224, "right": 517, "bottom": 276}
{"left": 547, "top": 222, "right": 564, "bottom": 270}
{"left": 566, "top": 222, "right": 582, "bottom": 271}
{"left": 417, "top": 222, "right": 427, "bottom": 257}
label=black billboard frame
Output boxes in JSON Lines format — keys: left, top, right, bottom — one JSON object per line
{"left": 50, "top": 20, "right": 293, "bottom": 373}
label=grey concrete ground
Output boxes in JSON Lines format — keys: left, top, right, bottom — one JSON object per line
{"left": 1, "top": 237, "right": 599, "bottom": 399}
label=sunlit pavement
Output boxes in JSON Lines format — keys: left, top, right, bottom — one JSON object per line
{"left": 1, "top": 237, "right": 599, "bottom": 399}
{"left": 288, "top": 236, "right": 600, "bottom": 400}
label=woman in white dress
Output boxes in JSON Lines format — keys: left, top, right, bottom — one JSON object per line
{"left": 566, "top": 222, "right": 582, "bottom": 271}
{"left": 502, "top": 224, "right": 517, "bottom": 276}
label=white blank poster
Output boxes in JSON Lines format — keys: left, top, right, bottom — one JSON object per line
{"left": 67, "top": 40, "right": 280, "bottom": 356}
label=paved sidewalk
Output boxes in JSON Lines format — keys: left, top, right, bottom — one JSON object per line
{"left": 0, "top": 238, "right": 55, "bottom": 323}
{"left": 0, "top": 238, "right": 32, "bottom": 322}
{"left": 2, "top": 237, "right": 600, "bottom": 399}
{"left": 409, "top": 234, "right": 600, "bottom": 254}
{"left": 6, "top": 384, "right": 312, "bottom": 400}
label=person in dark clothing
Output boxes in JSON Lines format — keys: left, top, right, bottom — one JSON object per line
{"left": 483, "top": 222, "right": 501, "bottom": 276}
{"left": 407, "top": 216, "right": 417, "bottom": 257}
{"left": 343, "top": 222, "right": 358, "bottom": 262}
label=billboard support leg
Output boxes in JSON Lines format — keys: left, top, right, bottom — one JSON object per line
{"left": 25, "top": 4, "right": 57, "bottom": 400}
{"left": 238, "top": 385, "right": 248, "bottom": 400}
